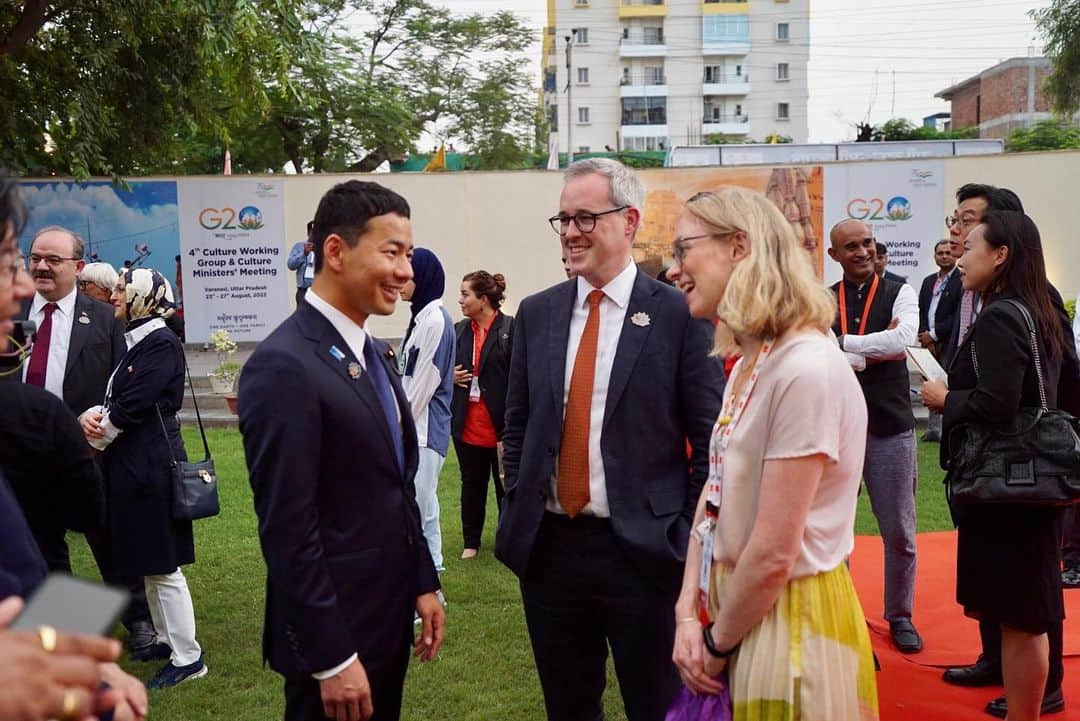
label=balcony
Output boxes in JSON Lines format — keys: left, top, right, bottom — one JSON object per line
{"left": 702, "top": 74, "right": 750, "bottom": 95}
{"left": 702, "top": 114, "right": 749, "bottom": 136}
{"left": 701, "top": 0, "right": 749, "bottom": 14}
{"left": 619, "top": 35, "right": 667, "bottom": 57}
{"left": 620, "top": 72, "right": 667, "bottom": 97}
{"left": 619, "top": 0, "right": 666, "bottom": 18}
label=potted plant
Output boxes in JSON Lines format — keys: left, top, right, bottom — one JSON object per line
{"left": 207, "top": 329, "right": 240, "bottom": 395}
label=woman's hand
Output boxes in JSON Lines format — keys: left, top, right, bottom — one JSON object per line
{"left": 453, "top": 364, "right": 472, "bottom": 389}
{"left": 79, "top": 410, "right": 106, "bottom": 441}
{"left": 672, "top": 620, "right": 725, "bottom": 696}
{"left": 921, "top": 379, "right": 948, "bottom": 413}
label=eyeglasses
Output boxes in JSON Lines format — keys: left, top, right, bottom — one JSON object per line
{"left": 671, "top": 234, "right": 714, "bottom": 266}
{"left": 945, "top": 214, "right": 980, "bottom": 231}
{"left": 28, "top": 253, "right": 81, "bottom": 268}
{"left": 945, "top": 215, "right": 959, "bottom": 229}
{"left": 548, "top": 205, "right": 628, "bottom": 235}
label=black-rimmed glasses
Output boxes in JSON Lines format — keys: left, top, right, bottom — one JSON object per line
{"left": 28, "top": 253, "right": 81, "bottom": 268}
{"left": 548, "top": 205, "right": 629, "bottom": 235}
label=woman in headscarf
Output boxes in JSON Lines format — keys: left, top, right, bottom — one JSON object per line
{"left": 399, "top": 248, "right": 455, "bottom": 575}
{"left": 79, "top": 267, "right": 206, "bottom": 689}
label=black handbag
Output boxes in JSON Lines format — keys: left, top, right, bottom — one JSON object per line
{"left": 945, "top": 299, "right": 1080, "bottom": 506}
{"left": 157, "top": 359, "right": 220, "bottom": 521}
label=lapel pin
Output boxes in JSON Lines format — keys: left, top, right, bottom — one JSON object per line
{"left": 329, "top": 345, "right": 346, "bottom": 362}
{"left": 347, "top": 362, "right": 362, "bottom": 379}
{"left": 630, "top": 312, "right": 651, "bottom": 327}
{"left": 78, "top": 313, "right": 90, "bottom": 325}
{"left": 127, "top": 365, "right": 134, "bottom": 373}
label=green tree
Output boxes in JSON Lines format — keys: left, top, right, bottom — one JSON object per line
{"left": 1032, "top": 0, "right": 1080, "bottom": 115}
{"left": 869, "top": 118, "right": 977, "bottom": 142}
{"left": 1006, "top": 120, "right": 1080, "bottom": 152}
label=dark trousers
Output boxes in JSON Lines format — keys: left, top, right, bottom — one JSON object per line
{"left": 295, "top": 287, "right": 308, "bottom": 307}
{"left": 979, "top": 618, "right": 1064, "bottom": 693}
{"left": 282, "top": 628, "right": 412, "bottom": 721}
{"left": 455, "top": 438, "right": 504, "bottom": 549}
{"left": 84, "top": 525, "right": 151, "bottom": 631}
{"left": 520, "top": 513, "right": 681, "bottom": 721}
{"left": 1063, "top": 505, "right": 1080, "bottom": 568}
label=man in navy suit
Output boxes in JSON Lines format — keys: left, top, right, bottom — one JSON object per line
{"left": 495, "top": 158, "right": 724, "bottom": 721}
{"left": 916, "top": 239, "right": 960, "bottom": 442}
{"left": 239, "top": 180, "right": 444, "bottom": 721}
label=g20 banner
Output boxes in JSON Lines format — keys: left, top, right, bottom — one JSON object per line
{"left": 177, "top": 180, "right": 289, "bottom": 343}
{"left": 823, "top": 161, "right": 945, "bottom": 287}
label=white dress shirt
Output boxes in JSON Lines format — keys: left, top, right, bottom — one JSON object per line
{"left": 926, "top": 266, "right": 956, "bottom": 342}
{"left": 24, "top": 287, "right": 78, "bottom": 400}
{"left": 547, "top": 260, "right": 637, "bottom": 518}
{"left": 841, "top": 282, "right": 919, "bottom": 372}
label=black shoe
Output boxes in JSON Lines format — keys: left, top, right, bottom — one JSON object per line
{"left": 889, "top": 619, "right": 923, "bottom": 654}
{"left": 921, "top": 430, "right": 941, "bottom": 442}
{"left": 126, "top": 620, "right": 156, "bottom": 653}
{"left": 130, "top": 642, "right": 172, "bottom": 662}
{"left": 984, "top": 687, "right": 1064, "bottom": 718}
{"left": 942, "top": 655, "right": 1003, "bottom": 687}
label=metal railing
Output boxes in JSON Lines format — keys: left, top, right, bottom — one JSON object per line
{"left": 620, "top": 73, "right": 667, "bottom": 86}
{"left": 702, "top": 114, "right": 749, "bottom": 124}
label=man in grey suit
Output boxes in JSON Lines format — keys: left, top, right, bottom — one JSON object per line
{"left": 495, "top": 159, "right": 724, "bottom": 721}
{"left": 21, "top": 225, "right": 155, "bottom": 655}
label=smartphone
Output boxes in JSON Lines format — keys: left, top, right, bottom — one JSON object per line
{"left": 11, "top": 573, "right": 130, "bottom": 636}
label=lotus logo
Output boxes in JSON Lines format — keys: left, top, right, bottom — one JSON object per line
{"left": 237, "top": 206, "right": 264, "bottom": 230}
{"left": 885, "top": 196, "right": 912, "bottom": 221}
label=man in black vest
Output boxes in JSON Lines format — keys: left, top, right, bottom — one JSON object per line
{"left": 829, "top": 219, "right": 922, "bottom": 654}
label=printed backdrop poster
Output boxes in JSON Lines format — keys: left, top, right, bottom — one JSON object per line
{"left": 823, "top": 161, "right": 946, "bottom": 287}
{"left": 177, "top": 179, "right": 289, "bottom": 343}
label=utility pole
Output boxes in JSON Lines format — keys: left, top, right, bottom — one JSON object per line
{"left": 565, "top": 29, "right": 576, "bottom": 165}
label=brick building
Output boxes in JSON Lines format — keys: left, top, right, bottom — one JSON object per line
{"left": 935, "top": 57, "right": 1056, "bottom": 139}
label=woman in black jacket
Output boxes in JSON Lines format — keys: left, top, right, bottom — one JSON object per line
{"left": 80, "top": 267, "right": 205, "bottom": 689}
{"left": 922, "top": 211, "right": 1067, "bottom": 721}
{"left": 452, "top": 271, "right": 513, "bottom": 559}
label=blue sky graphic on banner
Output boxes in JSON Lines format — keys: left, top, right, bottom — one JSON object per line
{"left": 18, "top": 181, "right": 180, "bottom": 277}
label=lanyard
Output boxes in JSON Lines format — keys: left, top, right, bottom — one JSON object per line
{"left": 838, "top": 273, "right": 879, "bottom": 336}
{"left": 470, "top": 312, "right": 498, "bottom": 373}
{"left": 696, "top": 337, "right": 775, "bottom": 622}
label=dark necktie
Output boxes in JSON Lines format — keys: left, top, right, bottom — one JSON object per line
{"left": 25, "top": 303, "right": 57, "bottom": 388}
{"left": 363, "top": 339, "right": 405, "bottom": 474}
{"left": 558, "top": 289, "right": 605, "bottom": 517}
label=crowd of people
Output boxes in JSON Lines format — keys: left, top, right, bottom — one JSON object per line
{"left": 0, "top": 156, "right": 1077, "bottom": 721}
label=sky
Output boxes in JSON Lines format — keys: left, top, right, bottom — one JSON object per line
{"left": 419, "top": 0, "right": 1053, "bottom": 144}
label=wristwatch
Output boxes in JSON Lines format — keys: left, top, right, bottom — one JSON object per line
{"left": 701, "top": 622, "right": 739, "bottom": 659}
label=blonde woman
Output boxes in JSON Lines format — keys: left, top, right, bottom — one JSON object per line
{"left": 667, "top": 187, "right": 878, "bottom": 720}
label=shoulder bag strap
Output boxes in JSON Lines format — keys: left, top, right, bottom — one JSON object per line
{"left": 157, "top": 354, "right": 212, "bottom": 463}
{"left": 1003, "top": 299, "right": 1048, "bottom": 411}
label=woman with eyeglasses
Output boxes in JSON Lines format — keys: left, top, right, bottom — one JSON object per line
{"left": 667, "top": 187, "right": 878, "bottom": 720}
{"left": 78, "top": 262, "right": 118, "bottom": 304}
{"left": 79, "top": 267, "right": 206, "bottom": 690}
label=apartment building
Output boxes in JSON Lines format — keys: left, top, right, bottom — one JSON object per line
{"left": 935, "top": 57, "right": 1062, "bottom": 139}
{"left": 541, "top": 0, "right": 810, "bottom": 153}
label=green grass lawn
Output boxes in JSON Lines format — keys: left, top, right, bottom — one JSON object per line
{"left": 67, "top": 428, "right": 952, "bottom": 720}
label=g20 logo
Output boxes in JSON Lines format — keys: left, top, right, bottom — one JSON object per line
{"left": 846, "top": 196, "right": 913, "bottom": 222}
{"left": 199, "top": 205, "right": 264, "bottom": 230}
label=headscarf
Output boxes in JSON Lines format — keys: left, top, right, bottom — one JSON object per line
{"left": 403, "top": 248, "right": 445, "bottom": 347}
{"left": 121, "top": 267, "right": 176, "bottom": 327}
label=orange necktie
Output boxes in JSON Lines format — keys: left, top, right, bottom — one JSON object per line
{"left": 558, "top": 289, "right": 605, "bottom": 517}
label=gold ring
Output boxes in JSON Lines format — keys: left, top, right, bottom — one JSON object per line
{"left": 60, "top": 689, "right": 78, "bottom": 720}
{"left": 38, "top": 625, "right": 57, "bottom": 653}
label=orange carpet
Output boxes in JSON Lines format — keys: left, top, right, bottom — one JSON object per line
{"left": 851, "top": 531, "right": 1080, "bottom": 720}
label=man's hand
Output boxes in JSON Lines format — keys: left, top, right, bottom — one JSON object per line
{"left": 413, "top": 592, "right": 445, "bottom": 662}
{"left": 100, "top": 662, "right": 148, "bottom": 721}
{"left": 921, "top": 379, "right": 948, "bottom": 413}
{"left": 304, "top": 242, "right": 314, "bottom": 255}
{"left": 453, "top": 364, "right": 472, "bottom": 389}
{"left": 319, "top": 658, "right": 373, "bottom": 721}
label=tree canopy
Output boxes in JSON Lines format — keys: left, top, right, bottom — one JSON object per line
{"left": 1032, "top": 0, "right": 1080, "bottom": 115}
{"left": 0, "top": 0, "right": 539, "bottom": 177}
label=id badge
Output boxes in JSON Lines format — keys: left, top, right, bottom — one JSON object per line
{"left": 469, "top": 375, "right": 481, "bottom": 401}
{"left": 304, "top": 252, "right": 315, "bottom": 279}
{"left": 697, "top": 524, "right": 714, "bottom": 623}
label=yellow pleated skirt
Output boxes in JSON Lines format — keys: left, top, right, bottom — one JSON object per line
{"left": 708, "top": 562, "right": 879, "bottom": 721}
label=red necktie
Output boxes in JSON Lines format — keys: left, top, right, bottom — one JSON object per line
{"left": 25, "top": 302, "right": 57, "bottom": 388}
{"left": 558, "top": 289, "right": 604, "bottom": 517}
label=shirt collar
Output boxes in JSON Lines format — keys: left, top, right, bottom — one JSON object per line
{"left": 305, "top": 287, "right": 368, "bottom": 368}
{"left": 576, "top": 259, "right": 636, "bottom": 309}
{"left": 124, "top": 317, "right": 167, "bottom": 349}
{"left": 31, "top": 286, "right": 78, "bottom": 317}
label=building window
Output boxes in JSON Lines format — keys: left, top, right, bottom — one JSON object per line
{"left": 643, "top": 26, "right": 664, "bottom": 44}
{"left": 548, "top": 105, "right": 558, "bottom": 132}
{"left": 577, "top": 67, "right": 589, "bottom": 84}
{"left": 776, "top": 102, "right": 790, "bottom": 120}
{"left": 622, "top": 136, "right": 667, "bottom": 151}
{"left": 645, "top": 65, "right": 665, "bottom": 85}
{"left": 704, "top": 64, "right": 721, "bottom": 83}
{"left": 735, "top": 103, "right": 743, "bottom": 116}
{"left": 578, "top": 146, "right": 590, "bottom": 153}
{"left": 621, "top": 97, "right": 667, "bottom": 125}
{"left": 703, "top": 15, "right": 749, "bottom": 44}
{"left": 776, "top": 63, "right": 789, "bottom": 81}
{"left": 776, "top": 23, "right": 789, "bottom": 41}
{"left": 622, "top": 27, "right": 630, "bottom": 39}
{"left": 573, "top": 27, "right": 588, "bottom": 44}
{"left": 578, "top": 107, "right": 590, "bottom": 124}
{"left": 575, "top": 0, "right": 589, "bottom": 6}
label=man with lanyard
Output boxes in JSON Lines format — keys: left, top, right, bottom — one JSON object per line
{"left": 917, "top": 240, "right": 961, "bottom": 442}
{"left": 828, "top": 219, "right": 922, "bottom": 654}
{"left": 286, "top": 220, "right": 315, "bottom": 307}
